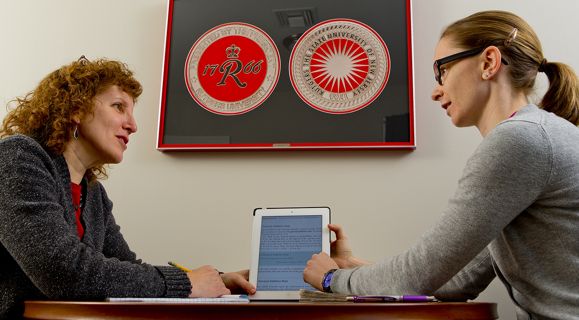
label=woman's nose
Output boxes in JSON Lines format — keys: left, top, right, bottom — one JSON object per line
{"left": 431, "top": 85, "right": 443, "bottom": 101}
{"left": 125, "top": 114, "right": 137, "bottom": 134}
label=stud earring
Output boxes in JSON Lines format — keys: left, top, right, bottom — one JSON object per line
{"left": 483, "top": 73, "right": 489, "bottom": 79}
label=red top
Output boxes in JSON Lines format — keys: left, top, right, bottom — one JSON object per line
{"left": 70, "top": 182, "right": 84, "bottom": 239}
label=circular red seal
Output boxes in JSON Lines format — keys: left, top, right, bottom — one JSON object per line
{"left": 289, "top": 19, "right": 390, "bottom": 114}
{"left": 185, "top": 23, "right": 280, "bottom": 115}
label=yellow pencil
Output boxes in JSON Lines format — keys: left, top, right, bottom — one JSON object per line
{"left": 168, "top": 261, "right": 191, "bottom": 272}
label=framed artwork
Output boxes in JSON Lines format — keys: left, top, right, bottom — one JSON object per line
{"left": 157, "top": 0, "right": 414, "bottom": 150}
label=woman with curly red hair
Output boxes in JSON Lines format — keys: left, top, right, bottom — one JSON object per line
{"left": 0, "top": 57, "right": 254, "bottom": 319}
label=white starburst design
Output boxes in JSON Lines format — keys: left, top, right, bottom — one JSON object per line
{"left": 309, "top": 39, "right": 369, "bottom": 93}
{"left": 289, "top": 19, "right": 390, "bottom": 114}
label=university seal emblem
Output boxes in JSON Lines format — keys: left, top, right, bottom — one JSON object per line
{"left": 289, "top": 19, "right": 390, "bottom": 114}
{"left": 185, "top": 23, "right": 280, "bottom": 115}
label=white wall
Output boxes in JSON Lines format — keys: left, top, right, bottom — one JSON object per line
{"left": 1, "top": 1, "right": 577, "bottom": 319}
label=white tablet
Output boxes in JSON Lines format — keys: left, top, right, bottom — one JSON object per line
{"left": 249, "top": 207, "right": 331, "bottom": 300}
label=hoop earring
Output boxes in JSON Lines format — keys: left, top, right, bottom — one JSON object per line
{"left": 73, "top": 126, "right": 79, "bottom": 140}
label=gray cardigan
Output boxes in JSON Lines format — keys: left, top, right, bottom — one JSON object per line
{"left": 0, "top": 135, "right": 191, "bottom": 319}
{"left": 331, "top": 105, "right": 579, "bottom": 320}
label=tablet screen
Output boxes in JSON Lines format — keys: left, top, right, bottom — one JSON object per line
{"left": 250, "top": 207, "right": 330, "bottom": 299}
{"left": 257, "top": 215, "right": 322, "bottom": 291}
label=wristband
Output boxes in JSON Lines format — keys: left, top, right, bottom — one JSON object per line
{"left": 321, "top": 269, "right": 337, "bottom": 293}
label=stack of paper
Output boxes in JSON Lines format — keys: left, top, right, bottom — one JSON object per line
{"left": 299, "top": 290, "right": 349, "bottom": 302}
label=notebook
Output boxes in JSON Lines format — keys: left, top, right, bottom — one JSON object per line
{"left": 249, "top": 207, "right": 330, "bottom": 301}
{"left": 106, "top": 295, "right": 249, "bottom": 303}
{"left": 106, "top": 294, "right": 249, "bottom": 303}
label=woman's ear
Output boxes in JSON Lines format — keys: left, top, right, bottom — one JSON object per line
{"left": 480, "top": 46, "right": 502, "bottom": 79}
{"left": 72, "top": 114, "right": 81, "bottom": 124}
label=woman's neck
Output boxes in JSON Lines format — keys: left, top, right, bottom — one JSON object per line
{"left": 476, "top": 80, "right": 529, "bottom": 137}
{"left": 63, "top": 142, "right": 90, "bottom": 184}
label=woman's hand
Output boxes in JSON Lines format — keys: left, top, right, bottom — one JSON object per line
{"left": 220, "top": 269, "right": 256, "bottom": 295}
{"left": 303, "top": 252, "right": 339, "bottom": 291}
{"left": 329, "top": 224, "right": 370, "bottom": 269}
{"left": 187, "top": 265, "right": 230, "bottom": 297}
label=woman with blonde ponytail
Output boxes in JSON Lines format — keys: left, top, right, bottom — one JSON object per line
{"left": 539, "top": 60, "right": 579, "bottom": 124}
{"left": 304, "top": 11, "right": 578, "bottom": 320}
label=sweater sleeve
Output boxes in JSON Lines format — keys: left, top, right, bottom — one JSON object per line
{"left": 331, "top": 120, "right": 551, "bottom": 295}
{"left": 0, "top": 136, "right": 191, "bottom": 299}
{"left": 432, "top": 248, "right": 495, "bottom": 301}
{"left": 95, "top": 183, "right": 192, "bottom": 298}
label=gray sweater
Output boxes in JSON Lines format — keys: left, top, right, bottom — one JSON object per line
{"left": 0, "top": 135, "right": 191, "bottom": 319}
{"left": 331, "top": 105, "right": 579, "bottom": 320}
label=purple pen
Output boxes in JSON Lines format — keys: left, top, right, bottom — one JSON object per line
{"left": 400, "top": 295, "right": 438, "bottom": 302}
{"left": 349, "top": 296, "right": 398, "bottom": 303}
{"left": 348, "top": 295, "right": 438, "bottom": 303}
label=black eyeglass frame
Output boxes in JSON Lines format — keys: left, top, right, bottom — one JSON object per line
{"left": 433, "top": 46, "right": 509, "bottom": 85}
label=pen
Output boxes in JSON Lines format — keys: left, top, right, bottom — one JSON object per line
{"left": 347, "top": 296, "right": 397, "bottom": 302}
{"left": 168, "top": 261, "right": 224, "bottom": 275}
{"left": 348, "top": 295, "right": 438, "bottom": 303}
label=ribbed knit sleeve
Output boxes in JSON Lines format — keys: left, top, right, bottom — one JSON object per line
{"left": 155, "top": 266, "right": 192, "bottom": 297}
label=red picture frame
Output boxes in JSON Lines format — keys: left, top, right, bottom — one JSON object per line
{"left": 157, "top": 0, "right": 414, "bottom": 150}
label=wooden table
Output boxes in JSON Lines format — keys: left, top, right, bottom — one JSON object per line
{"left": 24, "top": 300, "right": 498, "bottom": 320}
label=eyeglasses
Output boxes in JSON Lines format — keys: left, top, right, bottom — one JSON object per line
{"left": 433, "top": 47, "right": 509, "bottom": 85}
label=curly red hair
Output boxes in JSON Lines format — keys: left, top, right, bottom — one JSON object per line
{"left": 1, "top": 57, "right": 142, "bottom": 181}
